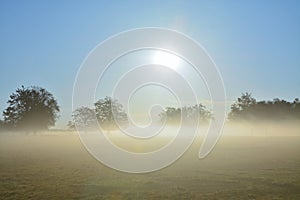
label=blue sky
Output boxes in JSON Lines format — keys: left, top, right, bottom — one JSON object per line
{"left": 1, "top": 0, "right": 299, "bottom": 128}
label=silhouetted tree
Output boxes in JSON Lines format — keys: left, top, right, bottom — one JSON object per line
{"left": 160, "top": 103, "right": 212, "bottom": 124}
{"left": 72, "top": 106, "right": 97, "bottom": 129}
{"left": 94, "top": 96, "right": 128, "bottom": 130}
{"left": 229, "top": 93, "right": 300, "bottom": 122}
{"left": 228, "top": 92, "right": 256, "bottom": 120}
{"left": 2, "top": 86, "right": 60, "bottom": 132}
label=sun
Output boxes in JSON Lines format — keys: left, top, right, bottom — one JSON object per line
{"left": 152, "top": 51, "right": 181, "bottom": 70}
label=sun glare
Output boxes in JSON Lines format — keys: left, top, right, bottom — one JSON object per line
{"left": 152, "top": 51, "right": 181, "bottom": 70}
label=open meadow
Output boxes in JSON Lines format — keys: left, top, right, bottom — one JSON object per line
{"left": 1, "top": 1, "right": 300, "bottom": 199}
{"left": 0, "top": 125, "right": 300, "bottom": 199}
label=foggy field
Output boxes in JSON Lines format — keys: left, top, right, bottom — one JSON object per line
{"left": 1, "top": 126, "right": 300, "bottom": 199}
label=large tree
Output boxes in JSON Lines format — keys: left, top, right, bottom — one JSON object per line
{"left": 94, "top": 96, "right": 128, "bottom": 130}
{"left": 3, "top": 86, "right": 60, "bottom": 132}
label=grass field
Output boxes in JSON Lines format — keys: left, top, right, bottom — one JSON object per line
{"left": 1, "top": 128, "right": 300, "bottom": 199}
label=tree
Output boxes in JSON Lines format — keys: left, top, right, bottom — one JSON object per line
{"left": 228, "top": 92, "right": 256, "bottom": 120}
{"left": 192, "top": 104, "right": 212, "bottom": 121}
{"left": 72, "top": 106, "right": 97, "bottom": 129}
{"left": 94, "top": 96, "right": 128, "bottom": 130}
{"left": 159, "top": 103, "right": 212, "bottom": 124}
{"left": 228, "top": 93, "right": 300, "bottom": 122}
{"left": 160, "top": 107, "right": 181, "bottom": 124}
{"left": 2, "top": 86, "right": 60, "bottom": 132}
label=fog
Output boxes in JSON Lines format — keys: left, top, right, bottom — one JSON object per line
{"left": 1, "top": 121, "right": 300, "bottom": 199}
{"left": 2, "top": 120, "right": 299, "bottom": 137}
{"left": 222, "top": 121, "right": 300, "bottom": 136}
{"left": 1, "top": 121, "right": 299, "bottom": 154}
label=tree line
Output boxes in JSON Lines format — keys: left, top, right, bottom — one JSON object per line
{"left": 159, "top": 104, "right": 212, "bottom": 125}
{"left": 69, "top": 102, "right": 213, "bottom": 130}
{"left": 228, "top": 92, "right": 300, "bottom": 122}
{"left": 69, "top": 96, "right": 128, "bottom": 130}
{"left": 0, "top": 86, "right": 299, "bottom": 132}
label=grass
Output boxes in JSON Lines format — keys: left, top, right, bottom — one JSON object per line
{"left": 0, "top": 130, "right": 300, "bottom": 199}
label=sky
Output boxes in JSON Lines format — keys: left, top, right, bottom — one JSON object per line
{"left": 0, "top": 0, "right": 300, "bottom": 128}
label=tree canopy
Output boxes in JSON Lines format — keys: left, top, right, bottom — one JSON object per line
{"left": 159, "top": 103, "right": 212, "bottom": 125}
{"left": 71, "top": 106, "right": 97, "bottom": 129}
{"left": 2, "top": 86, "right": 60, "bottom": 132}
{"left": 94, "top": 96, "right": 128, "bottom": 130}
{"left": 229, "top": 93, "right": 300, "bottom": 122}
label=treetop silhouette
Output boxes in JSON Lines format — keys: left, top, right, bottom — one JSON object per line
{"left": 2, "top": 85, "right": 60, "bottom": 132}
